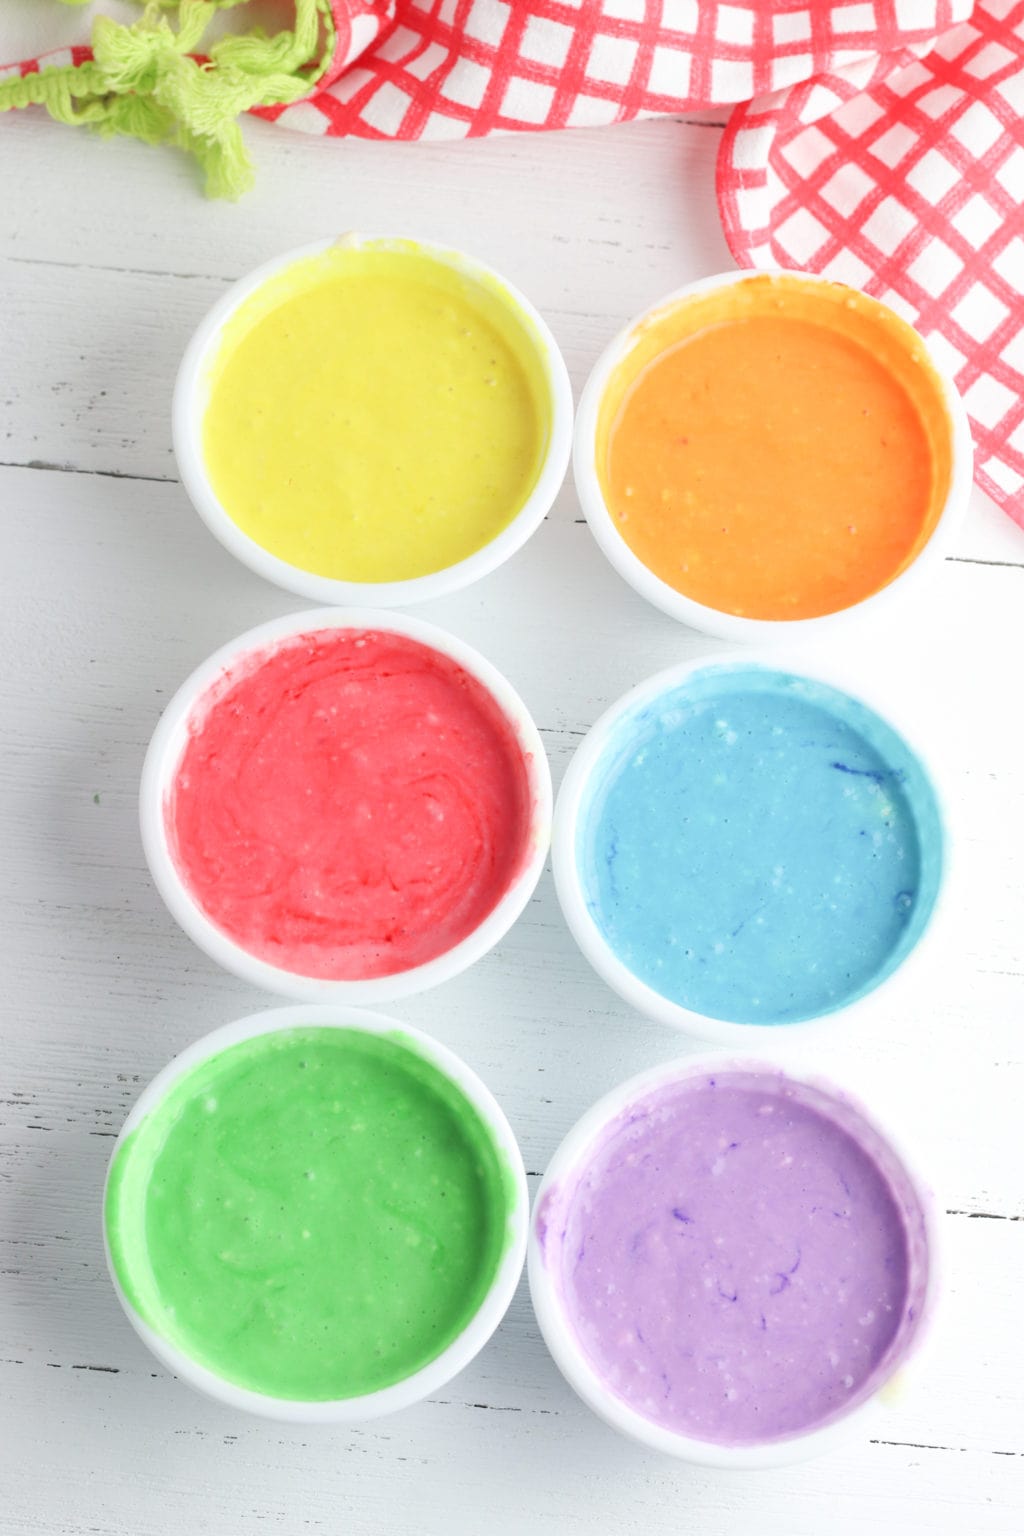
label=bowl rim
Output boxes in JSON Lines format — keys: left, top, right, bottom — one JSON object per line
{"left": 172, "top": 232, "right": 574, "bottom": 608}
{"left": 103, "top": 1003, "right": 530, "bottom": 1422}
{"left": 527, "top": 1049, "right": 941, "bottom": 1467}
{"left": 140, "top": 606, "right": 553, "bottom": 1001}
{"left": 550, "top": 647, "right": 951, "bottom": 1045}
{"left": 572, "top": 265, "right": 974, "bottom": 642}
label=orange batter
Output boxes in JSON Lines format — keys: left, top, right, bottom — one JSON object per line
{"left": 596, "top": 276, "right": 953, "bottom": 620}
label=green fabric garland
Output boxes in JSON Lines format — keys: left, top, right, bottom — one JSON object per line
{"left": 0, "top": 1, "right": 335, "bottom": 199}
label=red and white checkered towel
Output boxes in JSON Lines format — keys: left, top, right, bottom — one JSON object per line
{"left": 718, "top": 0, "right": 1024, "bottom": 525}
{"left": 266, "top": 2, "right": 970, "bottom": 138}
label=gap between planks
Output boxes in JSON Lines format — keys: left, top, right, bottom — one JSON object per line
{"left": 0, "top": 458, "right": 176, "bottom": 485}
{"left": 1, "top": 459, "right": 1023, "bottom": 574}
{"left": 0, "top": 1361, "right": 1019, "bottom": 1458}
{"left": 870, "top": 1438, "right": 1021, "bottom": 1457}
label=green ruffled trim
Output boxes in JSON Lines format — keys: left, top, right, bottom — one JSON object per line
{"left": 0, "top": 1, "right": 337, "bottom": 199}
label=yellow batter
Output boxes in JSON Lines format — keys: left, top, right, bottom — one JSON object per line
{"left": 202, "top": 241, "right": 551, "bottom": 582}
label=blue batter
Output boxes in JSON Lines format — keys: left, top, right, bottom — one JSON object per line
{"left": 579, "top": 666, "right": 943, "bottom": 1025}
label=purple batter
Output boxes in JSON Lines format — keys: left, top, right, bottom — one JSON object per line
{"left": 538, "top": 1070, "right": 928, "bottom": 1444}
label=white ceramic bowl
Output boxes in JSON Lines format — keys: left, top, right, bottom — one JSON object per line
{"left": 529, "top": 1052, "right": 939, "bottom": 1467}
{"left": 552, "top": 651, "right": 948, "bottom": 1046}
{"left": 141, "top": 607, "right": 552, "bottom": 1002}
{"left": 173, "top": 234, "right": 573, "bottom": 606}
{"left": 104, "top": 1004, "right": 529, "bottom": 1422}
{"left": 573, "top": 268, "right": 973, "bottom": 642}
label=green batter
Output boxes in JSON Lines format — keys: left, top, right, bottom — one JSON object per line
{"left": 105, "top": 1026, "right": 515, "bottom": 1400}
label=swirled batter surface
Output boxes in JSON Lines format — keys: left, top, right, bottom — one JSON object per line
{"left": 166, "top": 628, "right": 533, "bottom": 979}
{"left": 596, "top": 276, "right": 952, "bottom": 619}
{"left": 105, "top": 1026, "right": 514, "bottom": 1400}
{"left": 201, "top": 242, "right": 550, "bottom": 582}
{"left": 579, "top": 666, "right": 943, "bottom": 1023}
{"left": 539, "top": 1069, "right": 928, "bottom": 1444}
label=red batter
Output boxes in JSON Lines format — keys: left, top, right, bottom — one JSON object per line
{"left": 166, "top": 628, "right": 534, "bottom": 979}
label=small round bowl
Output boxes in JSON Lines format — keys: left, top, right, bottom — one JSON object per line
{"left": 552, "top": 652, "right": 947, "bottom": 1045}
{"left": 529, "top": 1052, "right": 939, "bottom": 1467}
{"left": 141, "top": 607, "right": 552, "bottom": 1002}
{"left": 104, "top": 1004, "right": 529, "bottom": 1422}
{"left": 574, "top": 268, "right": 973, "bottom": 642}
{"left": 173, "top": 234, "right": 573, "bottom": 606}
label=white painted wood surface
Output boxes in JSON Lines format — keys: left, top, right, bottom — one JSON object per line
{"left": 0, "top": 105, "right": 1022, "bottom": 1536}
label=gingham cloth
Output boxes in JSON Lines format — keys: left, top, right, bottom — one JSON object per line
{"left": 266, "top": 1, "right": 970, "bottom": 137}
{"left": 718, "top": 0, "right": 1024, "bottom": 525}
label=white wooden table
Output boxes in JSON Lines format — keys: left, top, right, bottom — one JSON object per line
{"left": 1, "top": 104, "right": 1022, "bottom": 1536}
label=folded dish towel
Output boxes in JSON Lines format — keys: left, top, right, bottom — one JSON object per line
{"left": 719, "top": 0, "right": 1024, "bottom": 526}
